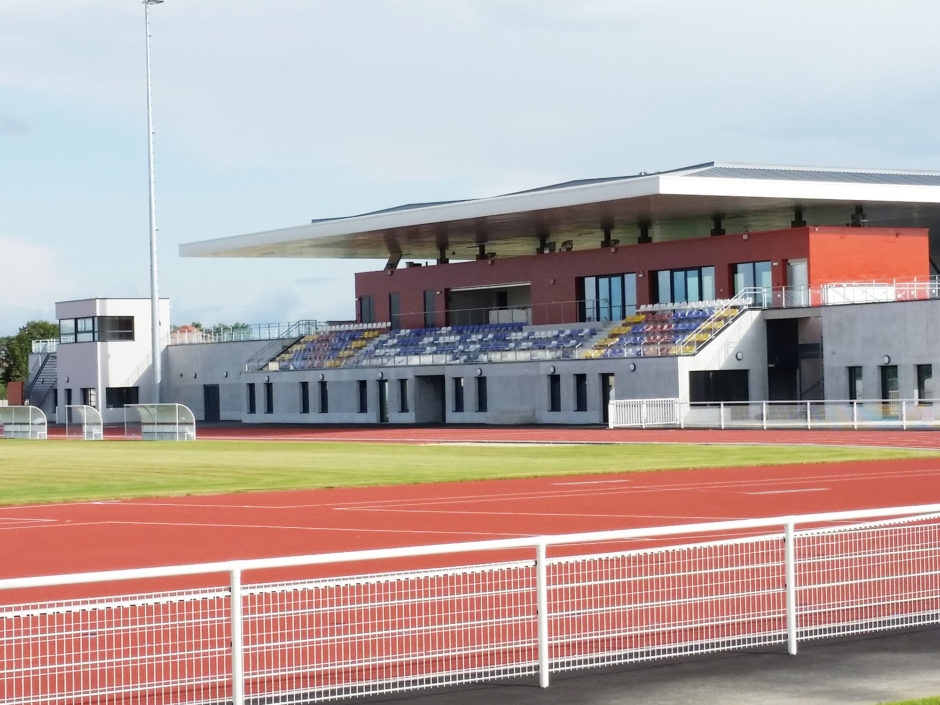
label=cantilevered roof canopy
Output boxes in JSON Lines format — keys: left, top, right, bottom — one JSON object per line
{"left": 179, "top": 162, "right": 940, "bottom": 263}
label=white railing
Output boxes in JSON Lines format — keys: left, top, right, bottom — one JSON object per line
{"left": 609, "top": 399, "right": 940, "bottom": 430}
{"left": 30, "top": 339, "right": 58, "bottom": 355}
{"left": 1, "top": 505, "right": 939, "bottom": 703}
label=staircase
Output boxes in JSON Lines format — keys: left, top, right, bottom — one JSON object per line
{"left": 25, "top": 353, "right": 57, "bottom": 409}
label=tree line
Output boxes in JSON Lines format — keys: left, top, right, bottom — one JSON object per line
{"left": 0, "top": 321, "right": 59, "bottom": 399}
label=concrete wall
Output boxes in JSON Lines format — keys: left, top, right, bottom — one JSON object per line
{"left": 165, "top": 340, "right": 271, "bottom": 421}
{"left": 821, "top": 299, "right": 940, "bottom": 400}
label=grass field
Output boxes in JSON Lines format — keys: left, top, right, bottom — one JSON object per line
{"left": 0, "top": 438, "right": 936, "bottom": 505}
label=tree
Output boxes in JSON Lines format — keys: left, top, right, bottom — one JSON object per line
{"left": 0, "top": 320, "right": 59, "bottom": 386}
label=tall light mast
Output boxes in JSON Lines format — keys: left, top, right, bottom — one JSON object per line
{"left": 144, "top": 0, "right": 164, "bottom": 402}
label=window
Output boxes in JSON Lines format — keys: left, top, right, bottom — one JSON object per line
{"left": 654, "top": 266, "right": 716, "bottom": 304}
{"left": 81, "top": 387, "right": 96, "bottom": 407}
{"left": 548, "top": 374, "right": 561, "bottom": 412}
{"left": 358, "top": 380, "right": 368, "bottom": 413}
{"left": 65, "top": 388, "right": 73, "bottom": 406}
{"left": 916, "top": 364, "right": 933, "bottom": 404}
{"left": 76, "top": 317, "right": 96, "bottom": 343}
{"left": 453, "top": 377, "right": 464, "bottom": 413}
{"left": 574, "top": 374, "right": 587, "bottom": 412}
{"left": 98, "top": 316, "right": 135, "bottom": 342}
{"left": 579, "top": 273, "right": 637, "bottom": 322}
{"left": 423, "top": 290, "right": 436, "bottom": 328}
{"left": 389, "top": 292, "right": 401, "bottom": 330}
{"left": 59, "top": 316, "right": 134, "bottom": 343}
{"left": 475, "top": 376, "right": 488, "bottom": 412}
{"left": 848, "top": 366, "right": 863, "bottom": 400}
{"left": 59, "top": 318, "right": 76, "bottom": 344}
{"left": 246, "top": 383, "right": 257, "bottom": 414}
{"left": 300, "top": 381, "right": 310, "bottom": 414}
{"left": 399, "top": 379, "right": 409, "bottom": 413}
{"left": 360, "top": 295, "right": 375, "bottom": 324}
{"left": 105, "top": 386, "right": 139, "bottom": 409}
{"left": 318, "top": 380, "right": 329, "bottom": 413}
{"left": 733, "top": 261, "right": 772, "bottom": 305}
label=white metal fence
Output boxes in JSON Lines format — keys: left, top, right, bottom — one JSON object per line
{"left": 609, "top": 398, "right": 940, "bottom": 429}
{"left": 1, "top": 505, "right": 939, "bottom": 704}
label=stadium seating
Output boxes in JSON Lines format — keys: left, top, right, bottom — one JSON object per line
{"left": 265, "top": 303, "right": 743, "bottom": 370}
{"left": 581, "top": 300, "right": 743, "bottom": 359}
{"left": 268, "top": 322, "right": 600, "bottom": 370}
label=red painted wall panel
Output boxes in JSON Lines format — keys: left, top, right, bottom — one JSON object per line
{"left": 807, "top": 227, "right": 929, "bottom": 286}
{"left": 355, "top": 226, "right": 927, "bottom": 327}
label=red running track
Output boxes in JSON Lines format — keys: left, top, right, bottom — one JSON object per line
{"left": 3, "top": 425, "right": 940, "bottom": 586}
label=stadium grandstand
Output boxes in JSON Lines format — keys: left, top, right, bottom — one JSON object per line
{"left": 25, "top": 162, "right": 940, "bottom": 426}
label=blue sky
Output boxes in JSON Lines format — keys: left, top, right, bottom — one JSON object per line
{"left": 2, "top": 0, "right": 939, "bottom": 336}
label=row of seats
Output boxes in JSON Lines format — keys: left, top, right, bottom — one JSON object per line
{"left": 583, "top": 302, "right": 741, "bottom": 359}
{"left": 276, "top": 329, "right": 384, "bottom": 370}
{"left": 364, "top": 322, "right": 598, "bottom": 364}
{"left": 268, "top": 301, "right": 743, "bottom": 370}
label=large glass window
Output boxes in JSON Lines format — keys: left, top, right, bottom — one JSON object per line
{"left": 59, "top": 316, "right": 135, "bottom": 343}
{"left": 59, "top": 318, "right": 76, "bottom": 344}
{"left": 76, "top": 317, "right": 96, "bottom": 343}
{"left": 105, "top": 386, "right": 138, "bottom": 409}
{"left": 733, "top": 261, "right": 772, "bottom": 305}
{"left": 98, "top": 316, "right": 135, "bottom": 341}
{"left": 579, "top": 273, "right": 637, "bottom": 322}
{"left": 655, "top": 266, "right": 716, "bottom": 304}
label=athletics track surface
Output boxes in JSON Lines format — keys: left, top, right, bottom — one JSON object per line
{"left": 4, "top": 426, "right": 940, "bottom": 585}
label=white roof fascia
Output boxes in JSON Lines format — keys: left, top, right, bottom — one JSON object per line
{"left": 660, "top": 174, "right": 940, "bottom": 205}
{"left": 180, "top": 173, "right": 666, "bottom": 257}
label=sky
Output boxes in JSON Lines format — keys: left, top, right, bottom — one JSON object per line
{"left": 2, "top": 0, "right": 940, "bottom": 337}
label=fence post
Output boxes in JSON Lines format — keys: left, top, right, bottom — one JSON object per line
{"left": 762, "top": 401, "right": 767, "bottom": 431}
{"left": 853, "top": 400, "right": 858, "bottom": 430}
{"left": 784, "top": 522, "right": 798, "bottom": 655}
{"left": 806, "top": 402, "right": 811, "bottom": 430}
{"left": 231, "top": 567, "right": 246, "bottom": 705}
{"left": 720, "top": 402, "right": 725, "bottom": 430}
{"left": 536, "top": 540, "right": 550, "bottom": 688}
{"left": 902, "top": 401, "right": 908, "bottom": 430}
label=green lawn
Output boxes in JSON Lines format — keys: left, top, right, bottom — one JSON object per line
{"left": 0, "top": 439, "right": 935, "bottom": 505}
{"left": 882, "top": 698, "right": 940, "bottom": 705}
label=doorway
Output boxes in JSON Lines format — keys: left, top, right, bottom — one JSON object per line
{"left": 600, "top": 373, "right": 615, "bottom": 424}
{"left": 203, "top": 384, "right": 220, "bottom": 422}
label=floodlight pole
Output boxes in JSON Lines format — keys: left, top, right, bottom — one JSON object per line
{"left": 144, "top": 0, "right": 163, "bottom": 403}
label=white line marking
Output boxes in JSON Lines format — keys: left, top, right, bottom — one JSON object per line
{"left": 552, "top": 479, "right": 632, "bottom": 485}
{"left": 747, "top": 488, "right": 830, "bottom": 495}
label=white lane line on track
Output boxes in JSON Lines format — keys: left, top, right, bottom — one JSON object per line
{"left": 5, "top": 520, "right": 528, "bottom": 539}
{"left": 747, "top": 488, "right": 830, "bottom": 495}
{"left": 62, "top": 465, "right": 940, "bottom": 513}
{"left": 0, "top": 517, "right": 58, "bottom": 525}
{"left": 553, "top": 479, "right": 632, "bottom": 485}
